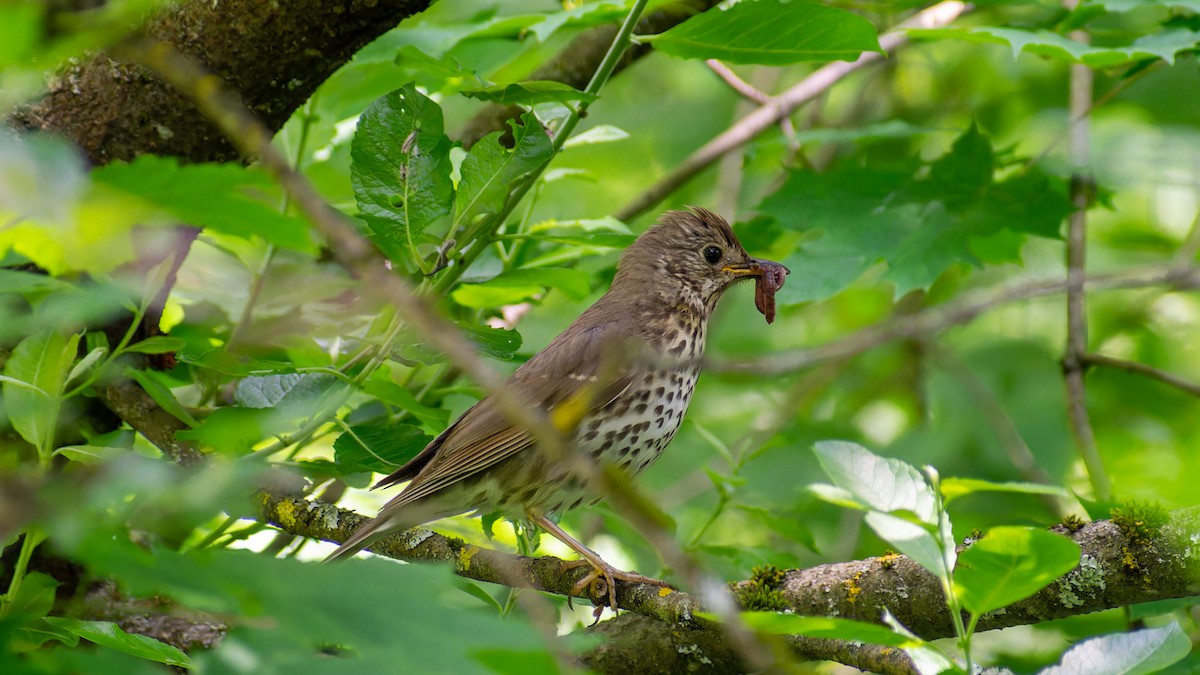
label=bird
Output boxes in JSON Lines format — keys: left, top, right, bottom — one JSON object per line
{"left": 326, "top": 207, "right": 788, "bottom": 608}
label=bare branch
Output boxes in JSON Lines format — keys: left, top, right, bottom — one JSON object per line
{"left": 614, "top": 1, "right": 968, "bottom": 222}
{"left": 1082, "top": 353, "right": 1200, "bottom": 399}
{"left": 1061, "top": 2, "right": 1111, "bottom": 502}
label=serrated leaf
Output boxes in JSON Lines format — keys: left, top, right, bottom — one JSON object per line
{"left": 2, "top": 330, "right": 79, "bottom": 449}
{"left": 1039, "top": 623, "right": 1190, "bottom": 675}
{"left": 350, "top": 83, "right": 454, "bottom": 269}
{"left": 451, "top": 267, "right": 591, "bottom": 308}
{"left": 910, "top": 26, "right": 1200, "bottom": 67}
{"left": 333, "top": 422, "right": 431, "bottom": 474}
{"left": 42, "top": 617, "right": 191, "bottom": 668}
{"left": 940, "top": 477, "right": 1069, "bottom": 505}
{"left": 761, "top": 126, "right": 1071, "bottom": 302}
{"left": 813, "top": 441, "right": 937, "bottom": 524}
{"left": 93, "top": 157, "right": 315, "bottom": 253}
{"left": 462, "top": 81, "right": 597, "bottom": 106}
{"left": 123, "top": 336, "right": 185, "bottom": 355}
{"left": 954, "top": 526, "right": 1080, "bottom": 616}
{"left": 454, "top": 113, "right": 554, "bottom": 234}
{"left": 649, "top": 0, "right": 882, "bottom": 65}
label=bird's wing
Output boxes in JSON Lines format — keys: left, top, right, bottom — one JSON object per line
{"left": 376, "top": 320, "right": 636, "bottom": 510}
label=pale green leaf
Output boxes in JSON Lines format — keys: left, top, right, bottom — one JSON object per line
{"left": 954, "top": 526, "right": 1080, "bottom": 616}
{"left": 1039, "top": 623, "right": 1190, "bottom": 675}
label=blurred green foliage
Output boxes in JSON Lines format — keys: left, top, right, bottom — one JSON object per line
{"left": 2, "top": 0, "right": 1200, "bottom": 672}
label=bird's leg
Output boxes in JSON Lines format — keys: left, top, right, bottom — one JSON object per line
{"left": 528, "top": 512, "right": 669, "bottom": 612}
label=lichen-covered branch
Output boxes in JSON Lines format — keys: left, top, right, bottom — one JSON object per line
{"left": 261, "top": 492, "right": 1200, "bottom": 644}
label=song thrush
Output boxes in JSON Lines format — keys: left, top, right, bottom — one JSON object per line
{"left": 327, "top": 207, "right": 788, "bottom": 607}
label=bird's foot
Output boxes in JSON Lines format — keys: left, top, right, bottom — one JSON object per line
{"left": 563, "top": 558, "right": 671, "bottom": 616}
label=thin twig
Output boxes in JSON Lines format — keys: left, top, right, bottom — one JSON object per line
{"left": 614, "top": 1, "right": 968, "bottom": 222}
{"left": 1061, "top": 3, "right": 1111, "bottom": 502}
{"left": 1081, "top": 353, "right": 1200, "bottom": 399}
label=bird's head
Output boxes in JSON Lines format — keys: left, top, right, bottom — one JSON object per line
{"left": 615, "top": 207, "right": 789, "bottom": 319}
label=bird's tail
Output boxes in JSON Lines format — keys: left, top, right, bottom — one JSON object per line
{"left": 323, "top": 516, "right": 396, "bottom": 563}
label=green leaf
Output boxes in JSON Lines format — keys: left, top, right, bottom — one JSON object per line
{"left": 0, "top": 268, "right": 71, "bottom": 295}
{"left": 65, "top": 346, "right": 107, "bottom": 386}
{"left": 813, "top": 441, "right": 937, "bottom": 524}
{"left": 736, "top": 612, "right": 914, "bottom": 647}
{"left": 648, "top": 0, "right": 882, "bottom": 65}
{"left": 2, "top": 330, "right": 79, "bottom": 449}
{"left": 1040, "top": 623, "right": 1190, "bottom": 675}
{"left": 462, "top": 81, "right": 597, "bottom": 106}
{"left": 351, "top": 83, "right": 454, "bottom": 269}
{"left": 761, "top": 126, "right": 1071, "bottom": 302}
{"left": 123, "top": 336, "right": 185, "bottom": 355}
{"left": 333, "top": 422, "right": 432, "bottom": 474}
{"left": 234, "top": 373, "right": 330, "bottom": 409}
{"left": 454, "top": 113, "right": 554, "bottom": 233}
{"left": 940, "top": 477, "right": 1069, "bottom": 505}
{"left": 92, "top": 157, "right": 315, "bottom": 253}
{"left": 460, "top": 324, "right": 524, "bottom": 361}
{"left": 5, "top": 571, "right": 58, "bottom": 621}
{"left": 562, "top": 125, "right": 629, "bottom": 148}
{"left": 54, "top": 445, "right": 129, "bottom": 465}
{"left": 910, "top": 26, "right": 1200, "bottom": 67}
{"left": 954, "top": 526, "right": 1080, "bottom": 616}
{"left": 42, "top": 617, "right": 191, "bottom": 668}
{"left": 125, "top": 368, "right": 200, "bottom": 429}
{"left": 361, "top": 377, "right": 451, "bottom": 431}
{"left": 451, "top": 267, "right": 591, "bottom": 308}
{"left": 864, "top": 511, "right": 950, "bottom": 579}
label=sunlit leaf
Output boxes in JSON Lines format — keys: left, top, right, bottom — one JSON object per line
{"left": 2, "top": 330, "right": 79, "bottom": 449}
{"left": 1039, "top": 623, "right": 1190, "bottom": 675}
{"left": 940, "top": 477, "right": 1069, "bottom": 504}
{"left": 735, "top": 612, "right": 913, "bottom": 647}
{"left": 648, "top": 0, "right": 882, "bottom": 64}
{"left": 813, "top": 441, "right": 937, "bottom": 524}
{"left": 954, "top": 526, "right": 1080, "bottom": 616}
{"left": 452, "top": 268, "right": 591, "bottom": 308}
{"left": 910, "top": 26, "right": 1200, "bottom": 67}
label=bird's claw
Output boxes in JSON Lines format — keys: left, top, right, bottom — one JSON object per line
{"left": 563, "top": 559, "right": 671, "bottom": 618}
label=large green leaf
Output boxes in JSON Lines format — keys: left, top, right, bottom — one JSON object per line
{"left": 1039, "top": 623, "right": 1191, "bottom": 675}
{"left": 93, "top": 157, "right": 315, "bottom": 253}
{"left": 350, "top": 83, "right": 454, "bottom": 270}
{"left": 1, "top": 330, "right": 79, "bottom": 450}
{"left": 954, "top": 526, "right": 1080, "bottom": 616}
{"left": 648, "top": 0, "right": 881, "bottom": 65}
{"left": 42, "top": 618, "right": 191, "bottom": 668}
{"left": 760, "top": 126, "right": 1072, "bottom": 302}
{"left": 454, "top": 113, "right": 554, "bottom": 235}
{"left": 451, "top": 267, "right": 591, "bottom": 308}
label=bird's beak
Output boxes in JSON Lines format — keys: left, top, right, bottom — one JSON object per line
{"left": 723, "top": 258, "right": 790, "bottom": 324}
{"left": 722, "top": 258, "right": 790, "bottom": 280}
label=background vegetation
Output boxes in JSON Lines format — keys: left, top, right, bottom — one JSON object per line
{"left": 2, "top": 0, "right": 1200, "bottom": 672}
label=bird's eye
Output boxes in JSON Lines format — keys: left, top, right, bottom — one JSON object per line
{"left": 702, "top": 245, "right": 723, "bottom": 264}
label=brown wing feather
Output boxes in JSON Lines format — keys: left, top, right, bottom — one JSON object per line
{"left": 375, "top": 319, "right": 635, "bottom": 513}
